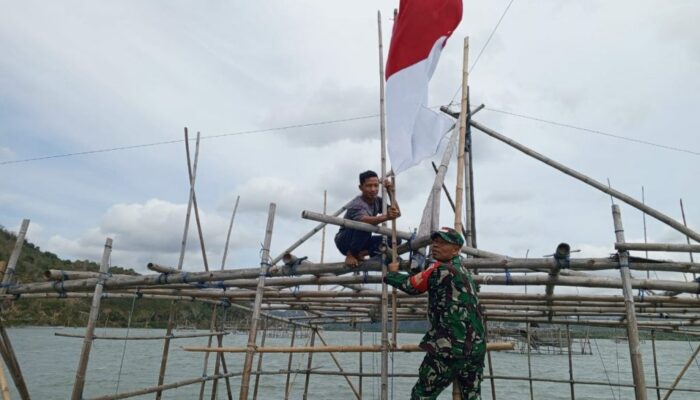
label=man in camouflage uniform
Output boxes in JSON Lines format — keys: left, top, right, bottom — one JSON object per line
{"left": 385, "top": 227, "right": 485, "bottom": 400}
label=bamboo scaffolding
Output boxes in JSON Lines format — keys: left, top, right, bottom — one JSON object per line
{"left": 239, "top": 203, "right": 276, "bottom": 400}
{"left": 651, "top": 330, "right": 661, "bottom": 400}
{"left": 71, "top": 237, "right": 113, "bottom": 400}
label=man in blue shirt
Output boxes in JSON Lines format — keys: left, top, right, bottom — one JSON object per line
{"left": 335, "top": 170, "right": 401, "bottom": 267}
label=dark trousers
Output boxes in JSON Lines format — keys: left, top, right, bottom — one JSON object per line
{"left": 335, "top": 229, "right": 384, "bottom": 257}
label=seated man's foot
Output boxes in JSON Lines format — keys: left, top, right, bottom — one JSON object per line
{"left": 345, "top": 254, "right": 360, "bottom": 268}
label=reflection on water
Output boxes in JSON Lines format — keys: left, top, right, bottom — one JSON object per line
{"left": 6, "top": 327, "right": 700, "bottom": 399}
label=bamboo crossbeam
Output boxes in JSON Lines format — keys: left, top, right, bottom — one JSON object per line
{"left": 14, "top": 256, "right": 700, "bottom": 295}
{"left": 301, "top": 211, "right": 505, "bottom": 259}
{"left": 617, "top": 243, "right": 700, "bottom": 253}
{"left": 55, "top": 331, "right": 229, "bottom": 340}
{"left": 470, "top": 119, "right": 700, "bottom": 243}
{"left": 183, "top": 342, "right": 515, "bottom": 354}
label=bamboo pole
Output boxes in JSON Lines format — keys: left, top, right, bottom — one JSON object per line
{"left": 661, "top": 343, "right": 700, "bottom": 400}
{"left": 156, "top": 128, "right": 200, "bottom": 399}
{"left": 359, "top": 329, "right": 363, "bottom": 399}
{"left": 71, "top": 237, "right": 113, "bottom": 400}
{"left": 376, "top": 10, "right": 390, "bottom": 400}
{"left": 0, "top": 219, "right": 31, "bottom": 400}
{"left": 612, "top": 205, "right": 647, "bottom": 400}
{"left": 451, "top": 36, "right": 472, "bottom": 400}
{"left": 301, "top": 211, "right": 504, "bottom": 258}
{"left": 454, "top": 36, "right": 469, "bottom": 236}
{"left": 526, "top": 322, "right": 534, "bottom": 400}
{"left": 566, "top": 324, "right": 575, "bottom": 399}
{"left": 252, "top": 319, "right": 268, "bottom": 399}
{"left": 239, "top": 203, "right": 276, "bottom": 400}
{"left": 470, "top": 119, "right": 700, "bottom": 243}
{"left": 616, "top": 243, "right": 700, "bottom": 253}
{"left": 651, "top": 330, "right": 661, "bottom": 400}
{"left": 283, "top": 325, "right": 297, "bottom": 400}
{"left": 55, "top": 331, "right": 228, "bottom": 340}
{"left": 680, "top": 199, "right": 697, "bottom": 286}
{"left": 185, "top": 342, "right": 515, "bottom": 354}
{"left": 0, "top": 361, "right": 9, "bottom": 400}
{"left": 302, "top": 328, "right": 317, "bottom": 400}
{"left": 198, "top": 304, "right": 218, "bottom": 400}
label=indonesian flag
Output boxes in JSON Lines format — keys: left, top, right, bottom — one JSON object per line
{"left": 385, "top": 0, "right": 462, "bottom": 174}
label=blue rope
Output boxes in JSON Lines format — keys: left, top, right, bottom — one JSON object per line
{"left": 363, "top": 270, "right": 369, "bottom": 284}
{"left": 181, "top": 272, "right": 189, "bottom": 283}
{"left": 505, "top": 268, "right": 512, "bottom": 285}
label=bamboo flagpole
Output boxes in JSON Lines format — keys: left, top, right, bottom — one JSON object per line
{"left": 450, "top": 35, "right": 471, "bottom": 400}
{"left": 71, "top": 238, "right": 113, "bottom": 400}
{"left": 239, "top": 203, "right": 276, "bottom": 400}
{"left": 377, "top": 9, "right": 390, "bottom": 400}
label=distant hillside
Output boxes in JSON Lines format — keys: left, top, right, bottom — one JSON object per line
{"left": 0, "top": 225, "right": 245, "bottom": 328}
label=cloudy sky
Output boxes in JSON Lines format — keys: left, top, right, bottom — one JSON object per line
{"left": 1, "top": 1, "right": 698, "bottom": 294}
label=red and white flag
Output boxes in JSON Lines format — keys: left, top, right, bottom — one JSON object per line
{"left": 385, "top": 0, "right": 462, "bottom": 174}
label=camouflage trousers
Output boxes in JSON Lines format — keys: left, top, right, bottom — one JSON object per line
{"left": 411, "top": 353, "right": 484, "bottom": 400}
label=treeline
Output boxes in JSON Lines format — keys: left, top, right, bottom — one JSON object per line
{"left": 0, "top": 226, "right": 245, "bottom": 328}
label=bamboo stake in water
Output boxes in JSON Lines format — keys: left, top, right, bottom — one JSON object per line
{"left": 526, "top": 322, "right": 533, "bottom": 400}
{"left": 71, "top": 238, "right": 113, "bottom": 400}
{"left": 239, "top": 203, "right": 276, "bottom": 400}
{"left": 566, "top": 324, "right": 575, "bottom": 399}
{"left": 0, "top": 219, "right": 31, "bottom": 400}
{"left": 661, "top": 343, "right": 700, "bottom": 400}
{"left": 252, "top": 318, "right": 268, "bottom": 399}
{"left": 284, "top": 325, "right": 297, "bottom": 400}
{"left": 651, "top": 330, "right": 661, "bottom": 400}
{"left": 612, "top": 205, "right": 647, "bottom": 400}
{"left": 302, "top": 328, "right": 317, "bottom": 400}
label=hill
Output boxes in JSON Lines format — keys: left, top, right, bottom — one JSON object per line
{"left": 0, "top": 225, "right": 244, "bottom": 328}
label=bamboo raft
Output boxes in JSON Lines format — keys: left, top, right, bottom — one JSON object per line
{"left": 1, "top": 27, "right": 699, "bottom": 400}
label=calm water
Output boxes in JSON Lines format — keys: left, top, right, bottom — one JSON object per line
{"left": 6, "top": 327, "right": 700, "bottom": 399}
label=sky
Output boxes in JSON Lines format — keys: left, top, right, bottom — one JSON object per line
{"left": 1, "top": 1, "right": 698, "bottom": 295}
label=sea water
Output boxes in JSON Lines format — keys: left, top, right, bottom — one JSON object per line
{"left": 6, "top": 327, "right": 700, "bottom": 399}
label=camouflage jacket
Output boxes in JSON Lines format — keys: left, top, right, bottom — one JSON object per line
{"left": 385, "top": 256, "right": 485, "bottom": 359}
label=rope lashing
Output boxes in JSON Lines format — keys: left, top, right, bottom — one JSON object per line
{"left": 505, "top": 268, "right": 512, "bottom": 285}
{"left": 52, "top": 279, "right": 67, "bottom": 298}
{"left": 156, "top": 273, "right": 169, "bottom": 285}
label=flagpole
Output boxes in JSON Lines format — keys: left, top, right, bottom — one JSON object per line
{"left": 377, "top": 10, "right": 390, "bottom": 400}
{"left": 452, "top": 35, "right": 471, "bottom": 400}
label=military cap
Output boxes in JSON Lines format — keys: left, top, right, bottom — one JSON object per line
{"left": 430, "top": 227, "right": 464, "bottom": 246}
